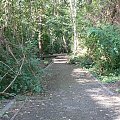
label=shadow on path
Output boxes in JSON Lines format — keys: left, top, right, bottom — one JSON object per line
{"left": 12, "top": 55, "right": 120, "bottom": 120}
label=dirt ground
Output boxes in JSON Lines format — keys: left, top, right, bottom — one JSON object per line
{"left": 1, "top": 55, "right": 120, "bottom": 120}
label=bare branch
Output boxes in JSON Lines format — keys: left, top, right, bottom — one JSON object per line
{"left": 2, "top": 56, "right": 25, "bottom": 93}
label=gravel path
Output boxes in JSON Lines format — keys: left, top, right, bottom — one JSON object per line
{"left": 9, "top": 55, "right": 120, "bottom": 120}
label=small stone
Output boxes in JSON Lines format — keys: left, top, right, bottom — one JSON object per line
{"left": 42, "top": 103, "right": 45, "bottom": 106}
{"left": 63, "top": 117, "right": 66, "bottom": 118}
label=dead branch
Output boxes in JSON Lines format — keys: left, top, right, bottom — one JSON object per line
{"left": 7, "top": 45, "right": 19, "bottom": 64}
{"left": 2, "top": 56, "right": 25, "bottom": 93}
{"left": 0, "top": 61, "right": 16, "bottom": 74}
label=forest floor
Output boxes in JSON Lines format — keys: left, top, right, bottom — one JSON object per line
{"left": 1, "top": 55, "right": 120, "bottom": 120}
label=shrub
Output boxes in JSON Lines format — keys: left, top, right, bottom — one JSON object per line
{"left": 0, "top": 25, "right": 43, "bottom": 96}
{"left": 85, "top": 24, "right": 120, "bottom": 74}
{"left": 69, "top": 55, "right": 94, "bottom": 68}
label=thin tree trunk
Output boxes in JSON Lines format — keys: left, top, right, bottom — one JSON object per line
{"left": 63, "top": 35, "right": 68, "bottom": 53}
{"left": 38, "top": 16, "right": 43, "bottom": 58}
{"left": 69, "top": 0, "right": 78, "bottom": 54}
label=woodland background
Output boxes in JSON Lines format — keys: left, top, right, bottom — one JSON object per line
{"left": 0, "top": 0, "right": 120, "bottom": 97}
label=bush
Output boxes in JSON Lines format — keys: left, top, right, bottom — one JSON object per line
{"left": 0, "top": 25, "right": 43, "bottom": 95}
{"left": 85, "top": 24, "right": 120, "bottom": 74}
{"left": 69, "top": 55, "right": 94, "bottom": 68}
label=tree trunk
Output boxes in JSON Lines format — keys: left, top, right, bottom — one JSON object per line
{"left": 63, "top": 35, "right": 68, "bottom": 53}
{"left": 38, "top": 16, "right": 43, "bottom": 58}
{"left": 69, "top": 0, "right": 78, "bottom": 54}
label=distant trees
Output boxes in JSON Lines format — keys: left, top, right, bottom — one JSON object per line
{"left": 0, "top": 0, "right": 120, "bottom": 95}
{"left": 0, "top": 0, "right": 72, "bottom": 95}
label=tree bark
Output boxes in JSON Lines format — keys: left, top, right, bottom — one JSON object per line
{"left": 38, "top": 16, "right": 43, "bottom": 58}
{"left": 69, "top": 0, "right": 78, "bottom": 54}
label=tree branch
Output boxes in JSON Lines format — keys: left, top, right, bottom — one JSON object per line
{"left": 2, "top": 56, "right": 25, "bottom": 93}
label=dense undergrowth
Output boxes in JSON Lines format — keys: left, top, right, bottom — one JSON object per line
{"left": 0, "top": 27, "right": 43, "bottom": 97}
{"left": 70, "top": 24, "right": 120, "bottom": 90}
{"left": 0, "top": 0, "right": 71, "bottom": 99}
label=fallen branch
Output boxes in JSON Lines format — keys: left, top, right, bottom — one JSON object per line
{"left": 1, "top": 56, "right": 25, "bottom": 94}
{"left": 7, "top": 45, "right": 19, "bottom": 64}
{"left": 0, "top": 61, "right": 16, "bottom": 74}
{"left": 0, "top": 72, "right": 9, "bottom": 83}
{"left": 0, "top": 92, "right": 15, "bottom": 98}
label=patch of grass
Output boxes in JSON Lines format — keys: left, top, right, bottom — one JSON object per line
{"left": 100, "top": 75, "right": 120, "bottom": 83}
{"left": 89, "top": 67, "right": 120, "bottom": 84}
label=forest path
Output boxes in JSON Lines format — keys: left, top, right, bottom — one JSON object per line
{"left": 13, "top": 55, "right": 120, "bottom": 120}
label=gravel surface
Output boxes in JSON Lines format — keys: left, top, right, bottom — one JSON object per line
{"left": 4, "top": 55, "right": 120, "bottom": 120}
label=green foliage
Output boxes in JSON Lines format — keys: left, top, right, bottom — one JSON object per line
{"left": 0, "top": 0, "right": 73, "bottom": 96}
{"left": 75, "top": 0, "right": 120, "bottom": 85}
{"left": 46, "top": 15, "right": 72, "bottom": 53}
{"left": 0, "top": 0, "right": 43, "bottom": 94}
{"left": 100, "top": 75, "right": 120, "bottom": 83}
{"left": 85, "top": 24, "right": 120, "bottom": 75}
{"left": 11, "top": 57, "right": 43, "bottom": 93}
{"left": 1, "top": 0, "right": 119, "bottom": 95}
{"left": 69, "top": 55, "right": 94, "bottom": 68}
{"left": 70, "top": 23, "right": 120, "bottom": 84}
{"left": 0, "top": 35, "right": 43, "bottom": 94}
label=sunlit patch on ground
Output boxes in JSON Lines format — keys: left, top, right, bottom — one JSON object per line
{"left": 2, "top": 55, "right": 120, "bottom": 120}
{"left": 53, "top": 55, "right": 69, "bottom": 63}
{"left": 53, "top": 58, "right": 68, "bottom": 63}
{"left": 86, "top": 88, "right": 120, "bottom": 120}
{"left": 71, "top": 67, "right": 120, "bottom": 120}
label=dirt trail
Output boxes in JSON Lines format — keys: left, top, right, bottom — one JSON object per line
{"left": 7, "top": 55, "right": 120, "bottom": 120}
